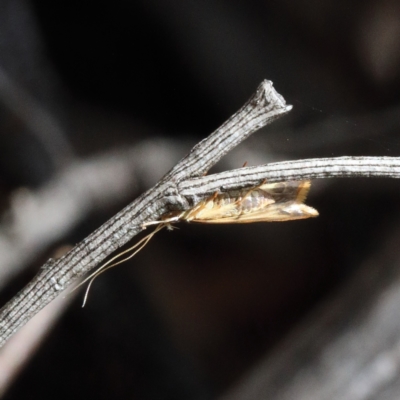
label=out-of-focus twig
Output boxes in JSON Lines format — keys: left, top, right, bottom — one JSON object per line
{"left": 0, "top": 291, "right": 75, "bottom": 398}
{"left": 0, "top": 66, "right": 74, "bottom": 168}
{"left": 0, "top": 140, "right": 186, "bottom": 289}
{"left": 221, "top": 217, "right": 400, "bottom": 400}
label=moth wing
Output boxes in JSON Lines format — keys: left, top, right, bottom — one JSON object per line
{"left": 186, "top": 201, "right": 239, "bottom": 221}
{"left": 258, "top": 180, "right": 311, "bottom": 203}
{"left": 188, "top": 180, "right": 317, "bottom": 224}
{"left": 192, "top": 201, "right": 318, "bottom": 223}
{"left": 237, "top": 201, "right": 319, "bottom": 222}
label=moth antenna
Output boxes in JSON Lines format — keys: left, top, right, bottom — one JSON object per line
{"left": 71, "top": 223, "right": 166, "bottom": 306}
{"left": 81, "top": 227, "right": 160, "bottom": 306}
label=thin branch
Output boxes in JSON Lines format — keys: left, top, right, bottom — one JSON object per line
{"left": 179, "top": 156, "right": 400, "bottom": 201}
{"left": 1, "top": 80, "right": 400, "bottom": 350}
{"left": 0, "top": 80, "right": 291, "bottom": 347}
{"left": 0, "top": 293, "right": 75, "bottom": 398}
{"left": 0, "top": 141, "right": 185, "bottom": 291}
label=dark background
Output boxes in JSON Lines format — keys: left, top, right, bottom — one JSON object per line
{"left": 1, "top": 0, "right": 400, "bottom": 399}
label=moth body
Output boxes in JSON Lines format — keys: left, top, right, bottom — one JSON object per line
{"left": 162, "top": 180, "right": 318, "bottom": 224}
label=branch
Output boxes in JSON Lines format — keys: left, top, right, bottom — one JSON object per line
{"left": 2, "top": 80, "right": 400, "bottom": 350}
{"left": 179, "top": 156, "right": 400, "bottom": 201}
{"left": 0, "top": 293, "right": 75, "bottom": 397}
{"left": 0, "top": 140, "right": 186, "bottom": 291}
{"left": 0, "top": 80, "right": 291, "bottom": 347}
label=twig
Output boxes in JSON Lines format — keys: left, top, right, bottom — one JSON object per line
{"left": 0, "top": 132, "right": 287, "bottom": 294}
{"left": 0, "top": 80, "right": 291, "bottom": 347}
{"left": 0, "top": 142, "right": 184, "bottom": 291}
{"left": 0, "top": 292, "right": 75, "bottom": 397}
{"left": 179, "top": 156, "right": 400, "bottom": 200}
{"left": 1, "top": 80, "right": 400, "bottom": 349}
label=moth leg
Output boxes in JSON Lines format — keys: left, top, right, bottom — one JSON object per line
{"left": 141, "top": 212, "right": 183, "bottom": 228}
{"left": 184, "top": 191, "right": 219, "bottom": 221}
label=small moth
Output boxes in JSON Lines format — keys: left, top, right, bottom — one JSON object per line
{"left": 160, "top": 180, "right": 318, "bottom": 224}
{"left": 76, "top": 180, "right": 318, "bottom": 305}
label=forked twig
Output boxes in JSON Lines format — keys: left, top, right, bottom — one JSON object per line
{"left": 0, "top": 80, "right": 291, "bottom": 346}
{"left": 1, "top": 80, "right": 400, "bottom": 348}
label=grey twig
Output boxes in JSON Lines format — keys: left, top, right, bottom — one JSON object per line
{"left": 1, "top": 80, "right": 400, "bottom": 348}
{"left": 0, "top": 293, "right": 75, "bottom": 397}
{"left": 0, "top": 141, "right": 186, "bottom": 292}
{"left": 0, "top": 80, "right": 291, "bottom": 346}
{"left": 179, "top": 156, "right": 400, "bottom": 201}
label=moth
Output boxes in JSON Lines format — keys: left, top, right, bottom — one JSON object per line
{"left": 157, "top": 180, "right": 318, "bottom": 224}
{"left": 76, "top": 180, "right": 318, "bottom": 305}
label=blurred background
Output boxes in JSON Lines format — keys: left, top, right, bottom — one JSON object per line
{"left": 1, "top": 0, "right": 400, "bottom": 399}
